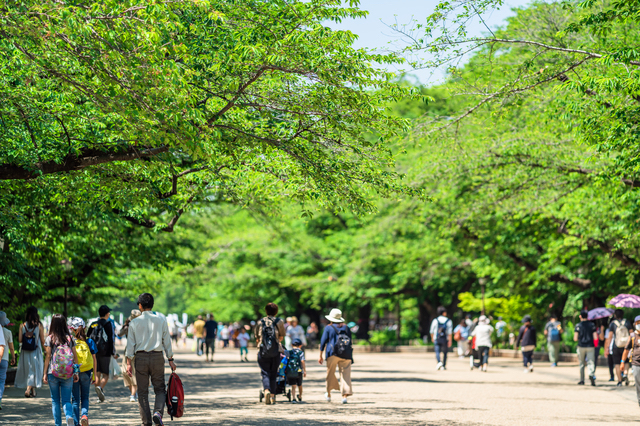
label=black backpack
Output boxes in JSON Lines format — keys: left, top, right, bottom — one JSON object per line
{"left": 89, "top": 320, "right": 110, "bottom": 356}
{"left": 332, "top": 325, "right": 353, "bottom": 360}
{"left": 22, "top": 324, "right": 38, "bottom": 351}
{"left": 436, "top": 318, "right": 450, "bottom": 346}
{"left": 259, "top": 318, "right": 280, "bottom": 358}
{"left": 286, "top": 349, "right": 303, "bottom": 379}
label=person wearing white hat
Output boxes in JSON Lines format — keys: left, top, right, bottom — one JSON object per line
{"left": 0, "top": 311, "right": 15, "bottom": 410}
{"left": 319, "top": 308, "right": 353, "bottom": 404}
{"left": 471, "top": 315, "right": 494, "bottom": 372}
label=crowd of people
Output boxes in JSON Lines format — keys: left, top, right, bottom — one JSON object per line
{"left": 4, "top": 299, "right": 640, "bottom": 424}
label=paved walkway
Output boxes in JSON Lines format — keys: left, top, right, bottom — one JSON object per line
{"left": 2, "top": 346, "right": 639, "bottom": 425}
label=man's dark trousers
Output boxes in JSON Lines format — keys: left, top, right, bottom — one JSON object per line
{"left": 135, "top": 352, "right": 166, "bottom": 426}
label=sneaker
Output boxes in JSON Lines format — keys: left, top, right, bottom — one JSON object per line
{"left": 523, "top": 368, "right": 529, "bottom": 374}
{"left": 66, "top": 417, "right": 74, "bottom": 426}
{"left": 80, "top": 415, "right": 89, "bottom": 426}
{"left": 129, "top": 395, "right": 137, "bottom": 402}
{"left": 436, "top": 362, "right": 443, "bottom": 370}
{"left": 442, "top": 366, "right": 447, "bottom": 370}
{"left": 342, "top": 397, "right": 348, "bottom": 404}
{"left": 324, "top": 392, "right": 331, "bottom": 402}
{"left": 529, "top": 366, "right": 534, "bottom": 373}
{"left": 590, "top": 376, "right": 596, "bottom": 386}
{"left": 625, "top": 375, "right": 630, "bottom": 386}
{"left": 291, "top": 400, "right": 297, "bottom": 404}
{"left": 609, "top": 377, "right": 615, "bottom": 382}
{"left": 577, "top": 381, "right": 584, "bottom": 385}
{"left": 244, "top": 357, "right": 249, "bottom": 362}
{"left": 95, "top": 386, "right": 105, "bottom": 402}
{"left": 551, "top": 363, "right": 557, "bottom": 367}
{"left": 617, "top": 382, "right": 622, "bottom": 387}
{"left": 297, "top": 395, "right": 302, "bottom": 402}
{"left": 152, "top": 412, "right": 164, "bottom": 425}
{"left": 264, "top": 390, "right": 272, "bottom": 405}
{"left": 240, "top": 359, "right": 244, "bottom": 363}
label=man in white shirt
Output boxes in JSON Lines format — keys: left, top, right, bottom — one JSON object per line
{"left": 430, "top": 306, "right": 453, "bottom": 370}
{"left": 126, "top": 293, "right": 176, "bottom": 426}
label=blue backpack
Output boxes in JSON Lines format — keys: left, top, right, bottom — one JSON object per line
{"left": 549, "top": 324, "right": 561, "bottom": 342}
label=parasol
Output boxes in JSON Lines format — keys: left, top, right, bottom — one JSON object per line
{"left": 587, "top": 307, "right": 613, "bottom": 321}
{"left": 608, "top": 294, "right": 640, "bottom": 308}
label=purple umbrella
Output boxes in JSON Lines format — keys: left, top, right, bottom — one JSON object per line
{"left": 588, "top": 307, "right": 613, "bottom": 321}
{"left": 608, "top": 294, "right": 640, "bottom": 308}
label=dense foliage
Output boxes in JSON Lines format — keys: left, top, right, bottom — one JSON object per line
{"left": 150, "top": 0, "right": 640, "bottom": 341}
{"left": 0, "top": 0, "right": 416, "bottom": 320}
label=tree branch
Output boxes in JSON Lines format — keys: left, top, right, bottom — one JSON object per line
{"left": 0, "top": 146, "right": 168, "bottom": 180}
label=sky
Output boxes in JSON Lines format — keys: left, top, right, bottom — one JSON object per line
{"left": 328, "top": 0, "right": 534, "bottom": 85}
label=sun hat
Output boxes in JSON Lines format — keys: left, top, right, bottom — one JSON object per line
{"left": 325, "top": 308, "right": 345, "bottom": 323}
{"left": 479, "top": 315, "right": 488, "bottom": 324}
{"left": 634, "top": 315, "right": 640, "bottom": 323}
{"left": 67, "top": 317, "right": 85, "bottom": 330}
{"left": 0, "top": 311, "right": 9, "bottom": 327}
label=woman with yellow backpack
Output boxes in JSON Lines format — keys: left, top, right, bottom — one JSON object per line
{"left": 68, "top": 317, "right": 98, "bottom": 426}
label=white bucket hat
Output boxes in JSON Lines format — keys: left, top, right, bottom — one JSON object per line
{"left": 325, "top": 308, "right": 345, "bottom": 323}
{"left": 0, "top": 311, "right": 9, "bottom": 327}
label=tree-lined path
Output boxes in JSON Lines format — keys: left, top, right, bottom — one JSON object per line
{"left": 3, "top": 348, "right": 638, "bottom": 425}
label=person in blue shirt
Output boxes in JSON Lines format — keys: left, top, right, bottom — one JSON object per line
{"left": 319, "top": 308, "right": 353, "bottom": 404}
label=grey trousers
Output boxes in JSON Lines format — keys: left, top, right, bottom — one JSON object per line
{"left": 548, "top": 342, "right": 560, "bottom": 364}
{"left": 577, "top": 347, "right": 595, "bottom": 382}
{"left": 135, "top": 352, "right": 166, "bottom": 426}
{"left": 634, "top": 366, "right": 640, "bottom": 406}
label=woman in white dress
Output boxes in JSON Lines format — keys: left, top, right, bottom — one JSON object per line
{"left": 15, "top": 306, "right": 45, "bottom": 397}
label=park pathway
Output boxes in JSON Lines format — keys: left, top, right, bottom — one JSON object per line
{"left": 1, "top": 346, "right": 639, "bottom": 425}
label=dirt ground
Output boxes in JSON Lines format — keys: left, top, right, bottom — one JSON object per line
{"left": 2, "top": 345, "right": 639, "bottom": 425}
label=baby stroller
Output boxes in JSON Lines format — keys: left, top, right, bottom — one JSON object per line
{"left": 259, "top": 353, "right": 292, "bottom": 403}
{"left": 469, "top": 336, "right": 482, "bottom": 371}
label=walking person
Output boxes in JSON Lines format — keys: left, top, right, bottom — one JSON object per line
{"left": 0, "top": 312, "right": 16, "bottom": 410}
{"left": 287, "top": 339, "right": 306, "bottom": 403}
{"left": 430, "top": 307, "right": 452, "bottom": 370}
{"left": 88, "top": 305, "right": 117, "bottom": 402}
{"left": 125, "top": 293, "right": 177, "bottom": 426}
{"left": 605, "top": 325, "right": 616, "bottom": 381}
{"left": 319, "top": 308, "right": 353, "bottom": 404}
{"left": 544, "top": 315, "right": 563, "bottom": 367}
{"left": 255, "top": 303, "right": 285, "bottom": 405}
{"left": 118, "top": 309, "right": 142, "bottom": 402}
{"left": 220, "top": 324, "right": 230, "bottom": 348}
{"left": 43, "top": 314, "right": 80, "bottom": 426}
{"left": 193, "top": 315, "right": 205, "bottom": 356}
{"left": 286, "top": 317, "right": 307, "bottom": 348}
{"left": 454, "top": 319, "right": 470, "bottom": 357}
{"left": 471, "top": 315, "right": 494, "bottom": 372}
{"left": 68, "top": 317, "right": 98, "bottom": 426}
{"left": 574, "top": 310, "right": 598, "bottom": 386}
{"left": 604, "top": 309, "right": 631, "bottom": 386}
{"left": 515, "top": 315, "right": 537, "bottom": 373}
{"left": 203, "top": 314, "right": 218, "bottom": 362}
{"left": 621, "top": 315, "right": 640, "bottom": 406}
{"left": 15, "top": 306, "right": 45, "bottom": 398}
{"left": 238, "top": 327, "right": 250, "bottom": 362}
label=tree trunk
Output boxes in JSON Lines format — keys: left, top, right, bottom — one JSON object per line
{"left": 396, "top": 299, "right": 401, "bottom": 341}
{"left": 356, "top": 303, "right": 371, "bottom": 340}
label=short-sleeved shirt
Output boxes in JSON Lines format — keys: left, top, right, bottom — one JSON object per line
{"left": 430, "top": 316, "right": 453, "bottom": 336}
{"left": 575, "top": 321, "right": 596, "bottom": 347}
{"left": 237, "top": 332, "right": 250, "bottom": 348}
{"left": 545, "top": 321, "right": 562, "bottom": 342}
{"left": 625, "top": 332, "right": 640, "bottom": 366}
{"left": 255, "top": 317, "right": 286, "bottom": 354}
{"left": 45, "top": 335, "right": 76, "bottom": 374}
{"left": 609, "top": 320, "right": 629, "bottom": 338}
{"left": 193, "top": 320, "right": 206, "bottom": 338}
{"left": 2, "top": 327, "right": 11, "bottom": 362}
{"left": 204, "top": 320, "right": 218, "bottom": 339}
{"left": 454, "top": 324, "right": 470, "bottom": 339}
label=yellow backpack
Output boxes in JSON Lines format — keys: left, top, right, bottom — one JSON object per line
{"left": 76, "top": 340, "right": 93, "bottom": 372}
